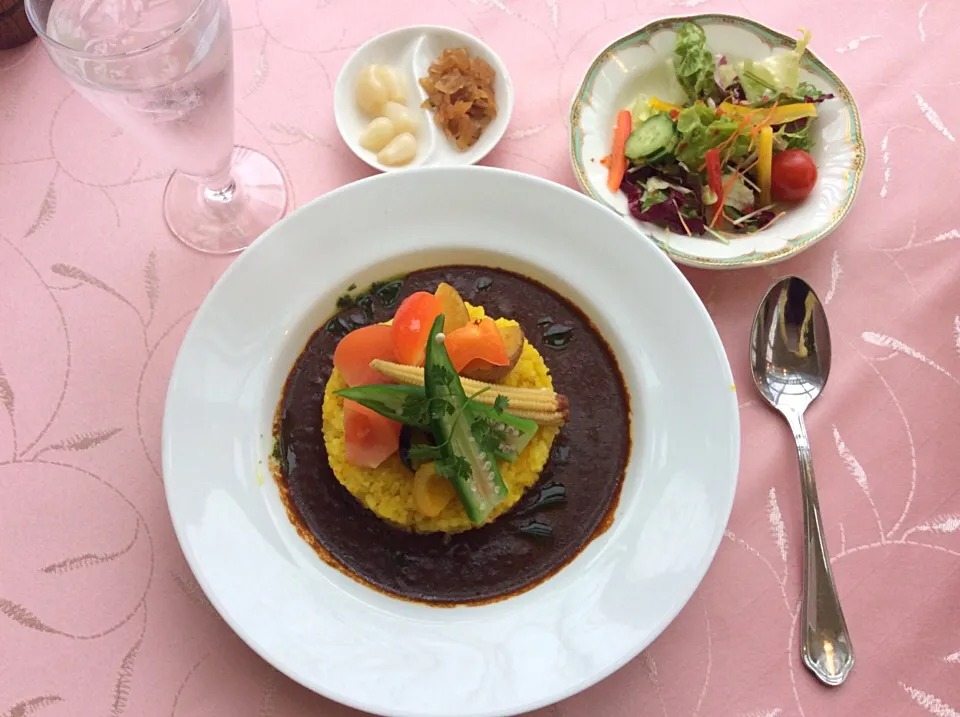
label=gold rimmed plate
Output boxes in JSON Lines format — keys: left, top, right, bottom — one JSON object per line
{"left": 569, "top": 14, "right": 865, "bottom": 270}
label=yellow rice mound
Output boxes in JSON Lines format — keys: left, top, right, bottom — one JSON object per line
{"left": 322, "top": 303, "right": 558, "bottom": 534}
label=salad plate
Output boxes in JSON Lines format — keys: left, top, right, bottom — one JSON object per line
{"left": 570, "top": 14, "right": 865, "bottom": 269}
{"left": 162, "top": 167, "right": 739, "bottom": 717}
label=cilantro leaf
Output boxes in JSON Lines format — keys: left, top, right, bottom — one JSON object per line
{"left": 492, "top": 395, "right": 509, "bottom": 414}
{"left": 401, "top": 395, "right": 431, "bottom": 426}
{"left": 435, "top": 455, "right": 470, "bottom": 484}
{"left": 471, "top": 415, "right": 507, "bottom": 456}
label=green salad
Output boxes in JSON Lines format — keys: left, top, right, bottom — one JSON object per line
{"left": 603, "top": 22, "right": 834, "bottom": 241}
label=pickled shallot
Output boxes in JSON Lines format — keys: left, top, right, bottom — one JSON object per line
{"left": 359, "top": 117, "right": 396, "bottom": 152}
{"left": 354, "top": 63, "right": 420, "bottom": 167}
{"left": 378, "top": 133, "right": 418, "bottom": 166}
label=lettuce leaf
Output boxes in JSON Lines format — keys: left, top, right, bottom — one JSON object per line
{"left": 674, "top": 23, "right": 717, "bottom": 101}
{"left": 775, "top": 119, "right": 815, "bottom": 151}
{"left": 629, "top": 93, "right": 655, "bottom": 128}
{"left": 796, "top": 81, "right": 825, "bottom": 101}
{"left": 621, "top": 164, "right": 706, "bottom": 235}
{"left": 737, "top": 29, "right": 811, "bottom": 102}
{"left": 674, "top": 105, "right": 751, "bottom": 168}
{"left": 722, "top": 173, "right": 755, "bottom": 212}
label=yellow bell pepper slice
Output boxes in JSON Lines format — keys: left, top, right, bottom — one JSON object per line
{"left": 757, "top": 126, "right": 774, "bottom": 206}
{"left": 648, "top": 96, "right": 683, "bottom": 114}
{"left": 719, "top": 101, "right": 817, "bottom": 126}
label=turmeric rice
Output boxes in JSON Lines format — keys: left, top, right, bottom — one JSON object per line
{"left": 322, "top": 303, "right": 558, "bottom": 534}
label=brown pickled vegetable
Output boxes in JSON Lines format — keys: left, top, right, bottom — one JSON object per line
{"left": 419, "top": 48, "right": 497, "bottom": 151}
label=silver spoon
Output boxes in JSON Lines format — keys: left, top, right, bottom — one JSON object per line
{"left": 749, "top": 276, "right": 854, "bottom": 687}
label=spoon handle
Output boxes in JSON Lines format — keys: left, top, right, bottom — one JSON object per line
{"left": 785, "top": 409, "right": 855, "bottom": 686}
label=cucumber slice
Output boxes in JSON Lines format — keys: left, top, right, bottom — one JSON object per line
{"left": 624, "top": 114, "right": 677, "bottom": 161}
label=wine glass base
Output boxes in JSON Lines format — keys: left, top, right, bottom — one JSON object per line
{"left": 163, "top": 146, "right": 288, "bottom": 255}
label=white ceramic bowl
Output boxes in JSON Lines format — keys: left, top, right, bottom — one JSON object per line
{"left": 162, "top": 167, "right": 739, "bottom": 717}
{"left": 334, "top": 25, "right": 514, "bottom": 172}
{"left": 570, "top": 14, "right": 866, "bottom": 269}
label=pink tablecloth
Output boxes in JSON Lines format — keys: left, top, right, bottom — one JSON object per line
{"left": 2, "top": 0, "right": 959, "bottom": 715}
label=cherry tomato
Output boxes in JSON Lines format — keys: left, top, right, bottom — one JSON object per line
{"left": 770, "top": 149, "right": 818, "bottom": 202}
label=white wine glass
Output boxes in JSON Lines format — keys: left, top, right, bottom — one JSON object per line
{"left": 26, "top": 0, "right": 289, "bottom": 254}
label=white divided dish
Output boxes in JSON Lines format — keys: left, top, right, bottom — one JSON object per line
{"left": 335, "top": 25, "right": 514, "bottom": 172}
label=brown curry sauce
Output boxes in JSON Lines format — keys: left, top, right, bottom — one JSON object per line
{"left": 272, "top": 266, "right": 630, "bottom": 605}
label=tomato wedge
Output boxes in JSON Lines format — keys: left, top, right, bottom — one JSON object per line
{"left": 343, "top": 401, "right": 402, "bottom": 469}
{"left": 333, "top": 324, "right": 396, "bottom": 387}
{"left": 393, "top": 291, "right": 443, "bottom": 366}
{"left": 444, "top": 317, "right": 509, "bottom": 373}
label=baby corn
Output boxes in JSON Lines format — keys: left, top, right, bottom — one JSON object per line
{"left": 369, "top": 359, "right": 569, "bottom": 426}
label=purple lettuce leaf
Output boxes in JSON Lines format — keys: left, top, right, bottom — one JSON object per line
{"left": 620, "top": 164, "right": 706, "bottom": 235}
{"left": 735, "top": 209, "right": 777, "bottom": 231}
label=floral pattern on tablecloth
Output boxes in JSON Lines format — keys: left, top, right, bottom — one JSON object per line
{"left": 1, "top": 0, "right": 959, "bottom": 715}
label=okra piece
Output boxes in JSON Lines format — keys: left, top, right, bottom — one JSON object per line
{"left": 423, "top": 314, "right": 508, "bottom": 524}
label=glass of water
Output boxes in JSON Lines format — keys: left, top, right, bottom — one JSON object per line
{"left": 26, "top": 0, "right": 289, "bottom": 254}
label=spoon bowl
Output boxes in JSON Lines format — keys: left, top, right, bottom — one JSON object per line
{"left": 750, "top": 276, "right": 854, "bottom": 687}
{"left": 750, "top": 275, "right": 832, "bottom": 415}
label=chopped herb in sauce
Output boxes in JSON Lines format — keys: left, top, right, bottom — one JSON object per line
{"left": 374, "top": 280, "right": 403, "bottom": 307}
{"left": 356, "top": 294, "right": 375, "bottom": 322}
{"left": 336, "top": 294, "right": 353, "bottom": 309}
{"left": 347, "top": 283, "right": 357, "bottom": 291}
{"left": 475, "top": 276, "right": 493, "bottom": 291}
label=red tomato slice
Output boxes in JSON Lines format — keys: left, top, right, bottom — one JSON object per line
{"left": 333, "top": 324, "right": 396, "bottom": 387}
{"left": 343, "top": 401, "right": 401, "bottom": 469}
{"left": 392, "top": 291, "right": 442, "bottom": 366}
{"left": 444, "top": 317, "right": 509, "bottom": 373}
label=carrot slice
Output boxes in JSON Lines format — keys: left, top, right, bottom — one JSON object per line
{"left": 392, "top": 292, "right": 443, "bottom": 366}
{"left": 444, "top": 317, "right": 509, "bottom": 373}
{"left": 607, "top": 110, "right": 633, "bottom": 192}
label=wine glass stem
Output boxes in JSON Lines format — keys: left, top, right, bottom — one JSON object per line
{"left": 199, "top": 163, "right": 237, "bottom": 205}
